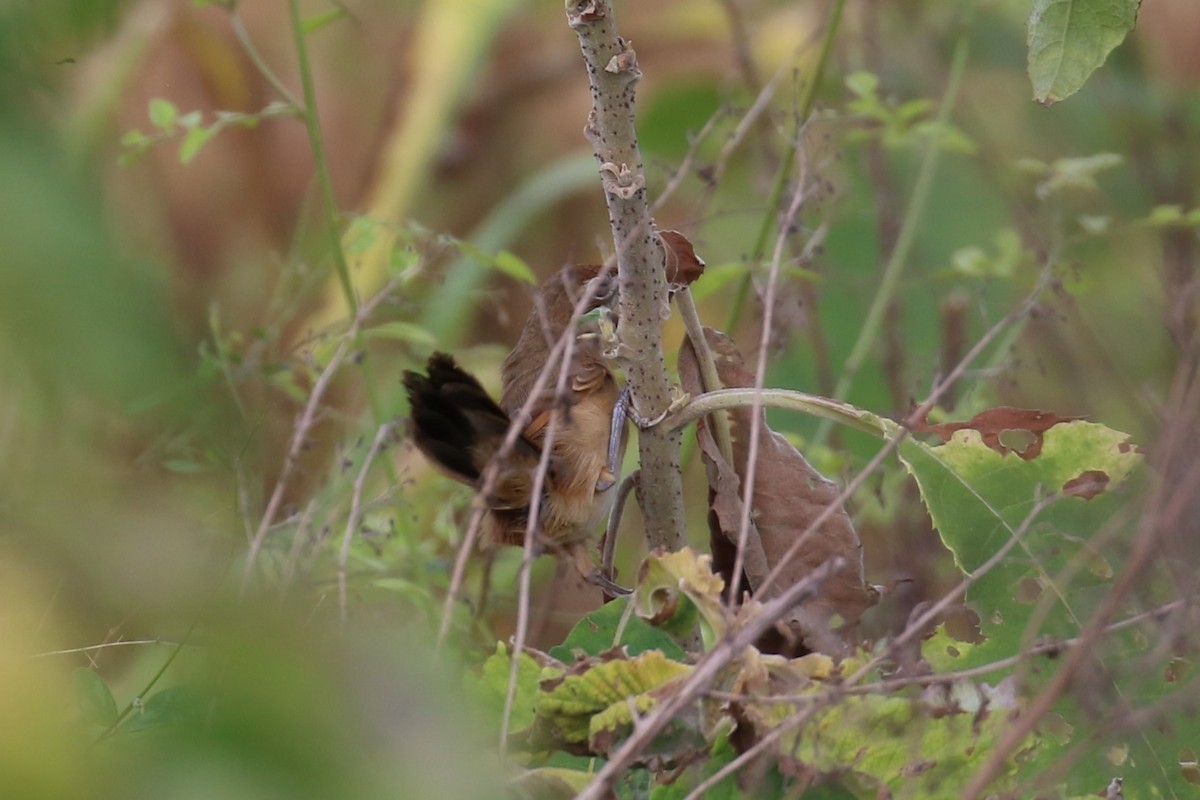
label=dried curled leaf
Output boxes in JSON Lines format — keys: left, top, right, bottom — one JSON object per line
{"left": 679, "top": 327, "right": 877, "bottom": 656}
{"left": 660, "top": 229, "right": 706, "bottom": 289}
{"left": 633, "top": 546, "right": 728, "bottom": 643}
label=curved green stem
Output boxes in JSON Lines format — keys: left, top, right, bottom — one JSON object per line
{"left": 661, "top": 387, "right": 899, "bottom": 440}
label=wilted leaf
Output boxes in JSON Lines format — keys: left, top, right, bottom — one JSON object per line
{"left": 660, "top": 230, "right": 705, "bottom": 289}
{"left": 633, "top": 547, "right": 727, "bottom": 645}
{"left": 1027, "top": 0, "right": 1140, "bottom": 105}
{"left": 679, "top": 328, "right": 877, "bottom": 656}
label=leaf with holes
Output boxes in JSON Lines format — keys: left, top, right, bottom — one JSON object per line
{"left": 900, "top": 418, "right": 1145, "bottom": 668}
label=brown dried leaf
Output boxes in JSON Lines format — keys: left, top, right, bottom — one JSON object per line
{"left": 660, "top": 229, "right": 706, "bottom": 289}
{"left": 913, "top": 406, "right": 1083, "bottom": 461}
{"left": 679, "top": 327, "right": 877, "bottom": 656}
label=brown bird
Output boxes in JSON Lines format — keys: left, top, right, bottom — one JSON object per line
{"left": 402, "top": 264, "right": 627, "bottom": 592}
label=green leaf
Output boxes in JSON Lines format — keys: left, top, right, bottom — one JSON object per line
{"left": 1027, "top": 0, "right": 1140, "bottom": 105}
{"left": 179, "top": 126, "right": 216, "bottom": 164}
{"left": 364, "top": 321, "right": 438, "bottom": 349}
{"left": 463, "top": 643, "right": 542, "bottom": 735}
{"left": 900, "top": 419, "right": 1145, "bottom": 668}
{"left": 549, "top": 596, "right": 686, "bottom": 663}
{"left": 121, "top": 685, "right": 209, "bottom": 732}
{"left": 845, "top": 70, "right": 879, "bottom": 98}
{"left": 509, "top": 767, "right": 596, "bottom": 800}
{"left": 492, "top": 250, "right": 537, "bottom": 285}
{"left": 302, "top": 7, "right": 347, "bottom": 35}
{"left": 148, "top": 98, "right": 178, "bottom": 132}
{"left": 74, "top": 667, "right": 118, "bottom": 726}
{"left": 1036, "top": 152, "right": 1123, "bottom": 198}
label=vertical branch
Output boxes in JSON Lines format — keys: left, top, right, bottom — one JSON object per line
{"left": 565, "top": 0, "right": 686, "bottom": 551}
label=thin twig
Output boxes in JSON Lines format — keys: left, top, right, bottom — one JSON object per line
{"left": 242, "top": 284, "right": 393, "bottom": 595}
{"left": 728, "top": 138, "right": 809, "bottom": 605}
{"left": 230, "top": 10, "right": 304, "bottom": 110}
{"left": 337, "top": 421, "right": 397, "bottom": 628}
{"left": 435, "top": 268, "right": 616, "bottom": 651}
{"left": 32, "top": 639, "right": 193, "bottom": 658}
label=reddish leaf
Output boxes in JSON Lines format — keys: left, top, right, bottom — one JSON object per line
{"left": 660, "top": 229, "right": 706, "bottom": 289}
{"left": 913, "top": 406, "right": 1083, "bottom": 461}
{"left": 1061, "top": 469, "right": 1110, "bottom": 499}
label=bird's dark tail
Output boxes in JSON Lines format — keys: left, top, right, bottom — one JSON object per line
{"left": 402, "top": 353, "right": 537, "bottom": 489}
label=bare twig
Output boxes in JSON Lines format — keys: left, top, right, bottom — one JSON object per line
{"left": 32, "top": 639, "right": 194, "bottom": 658}
{"left": 337, "top": 421, "right": 397, "bottom": 628}
{"left": 242, "top": 283, "right": 394, "bottom": 595}
{"left": 728, "top": 138, "right": 810, "bottom": 605}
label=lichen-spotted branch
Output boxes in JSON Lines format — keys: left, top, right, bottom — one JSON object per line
{"left": 565, "top": 0, "right": 686, "bottom": 551}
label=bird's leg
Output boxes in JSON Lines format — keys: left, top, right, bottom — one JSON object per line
{"left": 566, "top": 542, "right": 631, "bottom": 597}
{"left": 600, "top": 386, "right": 633, "bottom": 493}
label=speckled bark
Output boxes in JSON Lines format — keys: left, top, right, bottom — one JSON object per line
{"left": 565, "top": 0, "right": 686, "bottom": 552}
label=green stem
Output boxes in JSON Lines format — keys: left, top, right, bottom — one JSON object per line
{"left": 286, "top": 1, "right": 393, "bottom": 440}
{"left": 662, "top": 387, "right": 898, "bottom": 440}
{"left": 811, "top": 33, "right": 971, "bottom": 447}
{"left": 725, "top": 0, "right": 846, "bottom": 333}
{"left": 93, "top": 623, "right": 196, "bottom": 744}
{"left": 287, "top": 0, "right": 357, "bottom": 317}
{"left": 232, "top": 10, "right": 303, "bottom": 110}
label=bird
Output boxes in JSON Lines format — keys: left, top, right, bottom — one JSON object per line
{"left": 402, "top": 264, "right": 628, "bottom": 593}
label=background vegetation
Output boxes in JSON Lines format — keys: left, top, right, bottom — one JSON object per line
{"left": 1, "top": 0, "right": 1197, "bottom": 797}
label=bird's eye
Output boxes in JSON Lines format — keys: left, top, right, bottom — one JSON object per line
{"left": 587, "top": 272, "right": 618, "bottom": 306}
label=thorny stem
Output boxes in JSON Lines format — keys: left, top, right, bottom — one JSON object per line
{"left": 812, "top": 33, "right": 970, "bottom": 447}
{"left": 566, "top": 0, "right": 686, "bottom": 552}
